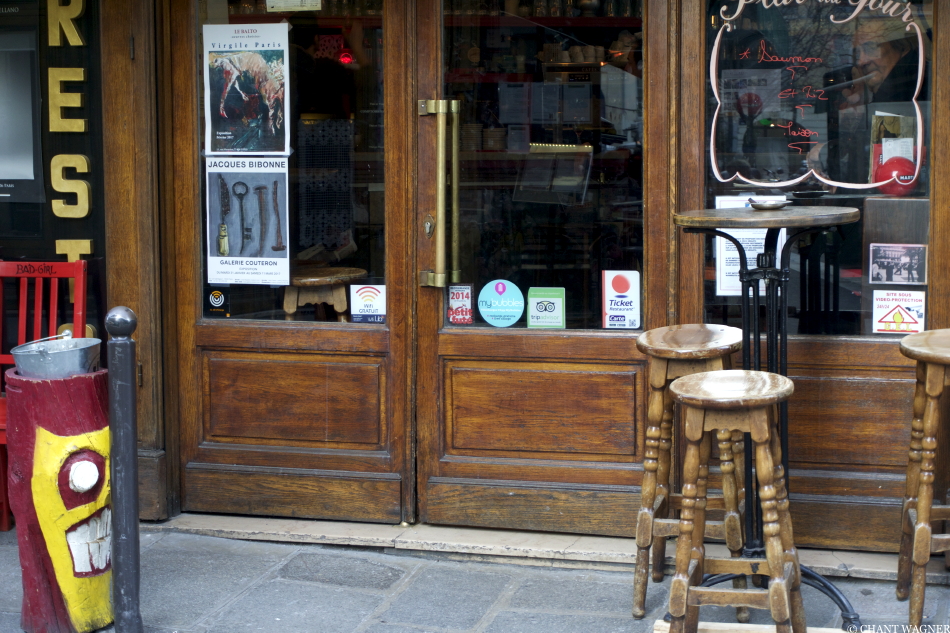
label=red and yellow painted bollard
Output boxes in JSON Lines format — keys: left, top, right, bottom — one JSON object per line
{"left": 6, "top": 368, "right": 113, "bottom": 633}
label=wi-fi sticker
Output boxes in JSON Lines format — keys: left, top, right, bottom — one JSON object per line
{"left": 355, "top": 286, "right": 380, "bottom": 301}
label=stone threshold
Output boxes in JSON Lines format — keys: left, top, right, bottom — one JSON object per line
{"left": 142, "top": 513, "right": 950, "bottom": 585}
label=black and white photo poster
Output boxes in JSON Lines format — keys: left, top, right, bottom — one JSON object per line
{"left": 206, "top": 157, "right": 289, "bottom": 285}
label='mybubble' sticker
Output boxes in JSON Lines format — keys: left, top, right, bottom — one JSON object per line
{"left": 477, "top": 280, "right": 524, "bottom": 327}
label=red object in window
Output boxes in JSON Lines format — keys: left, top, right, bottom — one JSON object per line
{"left": 339, "top": 50, "right": 354, "bottom": 64}
{"left": 0, "top": 259, "right": 88, "bottom": 532}
{"left": 875, "top": 157, "right": 917, "bottom": 196}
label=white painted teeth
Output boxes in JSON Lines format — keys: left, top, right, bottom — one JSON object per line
{"left": 65, "top": 508, "right": 112, "bottom": 575}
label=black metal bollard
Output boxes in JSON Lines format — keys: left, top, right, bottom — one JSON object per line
{"left": 106, "top": 307, "right": 144, "bottom": 633}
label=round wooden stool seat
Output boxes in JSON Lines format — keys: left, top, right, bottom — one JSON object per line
{"left": 282, "top": 265, "right": 368, "bottom": 322}
{"left": 900, "top": 329, "right": 950, "bottom": 365}
{"left": 291, "top": 264, "right": 368, "bottom": 286}
{"left": 670, "top": 369, "right": 794, "bottom": 410}
{"left": 636, "top": 324, "right": 742, "bottom": 360}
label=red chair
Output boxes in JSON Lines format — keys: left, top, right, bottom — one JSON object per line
{"left": 0, "top": 260, "right": 87, "bottom": 531}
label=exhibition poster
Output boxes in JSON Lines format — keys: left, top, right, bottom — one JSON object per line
{"left": 206, "top": 157, "right": 289, "bottom": 285}
{"left": 203, "top": 23, "right": 290, "bottom": 155}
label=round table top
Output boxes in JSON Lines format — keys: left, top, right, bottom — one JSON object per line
{"left": 670, "top": 370, "right": 794, "bottom": 410}
{"left": 673, "top": 206, "right": 859, "bottom": 229}
{"left": 291, "top": 265, "right": 368, "bottom": 287}
{"left": 637, "top": 324, "right": 743, "bottom": 360}
{"left": 900, "top": 329, "right": 950, "bottom": 364}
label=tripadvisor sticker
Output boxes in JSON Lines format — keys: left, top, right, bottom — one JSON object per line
{"left": 478, "top": 280, "right": 524, "bottom": 327}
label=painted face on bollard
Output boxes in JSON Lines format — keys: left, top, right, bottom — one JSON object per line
{"left": 31, "top": 425, "right": 113, "bottom": 630}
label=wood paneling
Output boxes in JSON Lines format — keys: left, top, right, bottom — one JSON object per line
{"left": 102, "top": 0, "right": 168, "bottom": 516}
{"left": 138, "top": 450, "right": 167, "bottom": 520}
{"left": 786, "top": 374, "right": 914, "bottom": 468}
{"left": 204, "top": 353, "right": 383, "bottom": 447}
{"left": 447, "top": 362, "right": 639, "bottom": 458}
{"left": 425, "top": 478, "right": 640, "bottom": 537}
{"left": 790, "top": 495, "right": 902, "bottom": 552}
{"left": 184, "top": 464, "right": 401, "bottom": 522}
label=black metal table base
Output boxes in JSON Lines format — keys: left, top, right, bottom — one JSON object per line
{"left": 679, "top": 226, "right": 861, "bottom": 631}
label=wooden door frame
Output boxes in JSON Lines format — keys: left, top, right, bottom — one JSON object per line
{"left": 101, "top": 0, "right": 170, "bottom": 519}
{"left": 161, "top": 0, "right": 417, "bottom": 522}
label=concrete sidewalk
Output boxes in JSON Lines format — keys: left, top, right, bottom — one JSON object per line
{"left": 2, "top": 520, "right": 950, "bottom": 632}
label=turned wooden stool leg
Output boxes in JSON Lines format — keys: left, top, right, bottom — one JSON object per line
{"left": 909, "top": 362, "right": 945, "bottom": 627}
{"left": 768, "top": 405, "right": 805, "bottom": 633}
{"left": 751, "top": 410, "right": 794, "bottom": 633}
{"left": 898, "top": 361, "right": 927, "bottom": 601}
{"left": 718, "top": 428, "right": 750, "bottom": 623}
{"left": 652, "top": 383, "right": 675, "bottom": 583}
{"left": 634, "top": 358, "right": 668, "bottom": 617}
{"left": 669, "top": 407, "right": 706, "bottom": 633}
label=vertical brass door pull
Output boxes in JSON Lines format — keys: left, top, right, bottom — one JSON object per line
{"left": 418, "top": 99, "right": 460, "bottom": 287}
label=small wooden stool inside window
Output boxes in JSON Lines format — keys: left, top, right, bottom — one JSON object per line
{"left": 667, "top": 370, "right": 803, "bottom": 633}
{"left": 633, "top": 324, "right": 745, "bottom": 619}
{"left": 896, "top": 329, "right": 950, "bottom": 627}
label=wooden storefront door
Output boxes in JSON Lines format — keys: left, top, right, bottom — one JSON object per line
{"left": 168, "top": 0, "right": 671, "bottom": 529}
{"left": 168, "top": 0, "right": 417, "bottom": 523}
{"left": 412, "top": 0, "right": 671, "bottom": 535}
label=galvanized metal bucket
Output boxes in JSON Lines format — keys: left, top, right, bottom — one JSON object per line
{"left": 11, "top": 336, "right": 101, "bottom": 379}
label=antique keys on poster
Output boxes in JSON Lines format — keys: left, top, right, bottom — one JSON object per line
{"left": 217, "top": 174, "right": 231, "bottom": 256}
{"left": 271, "top": 180, "right": 286, "bottom": 252}
{"left": 253, "top": 185, "right": 268, "bottom": 257}
{"left": 231, "top": 181, "right": 251, "bottom": 255}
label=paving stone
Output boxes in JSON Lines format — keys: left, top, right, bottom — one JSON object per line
{"left": 204, "top": 578, "right": 383, "bottom": 633}
{"left": 362, "top": 624, "right": 445, "bottom": 633}
{"left": 0, "top": 547, "right": 21, "bottom": 613}
{"left": 140, "top": 531, "right": 165, "bottom": 550}
{"left": 279, "top": 552, "right": 407, "bottom": 590}
{"left": 509, "top": 571, "right": 635, "bottom": 614}
{"left": 0, "top": 612, "right": 21, "bottom": 633}
{"left": 831, "top": 577, "right": 946, "bottom": 619}
{"left": 695, "top": 581, "right": 839, "bottom": 629}
{"left": 484, "top": 611, "right": 651, "bottom": 633}
{"left": 379, "top": 564, "right": 513, "bottom": 629}
{"left": 0, "top": 530, "right": 16, "bottom": 548}
{"left": 139, "top": 533, "right": 297, "bottom": 630}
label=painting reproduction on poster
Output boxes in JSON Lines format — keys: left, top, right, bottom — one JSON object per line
{"left": 206, "top": 157, "right": 289, "bottom": 285}
{"left": 203, "top": 23, "right": 290, "bottom": 155}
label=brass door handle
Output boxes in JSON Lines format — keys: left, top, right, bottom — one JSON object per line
{"left": 418, "top": 99, "right": 459, "bottom": 288}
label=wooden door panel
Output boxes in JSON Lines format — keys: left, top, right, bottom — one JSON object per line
{"left": 446, "top": 361, "right": 640, "bottom": 459}
{"left": 184, "top": 464, "right": 402, "bottom": 522}
{"left": 203, "top": 351, "right": 384, "bottom": 448}
{"left": 787, "top": 373, "right": 913, "bottom": 468}
{"left": 424, "top": 479, "right": 640, "bottom": 536}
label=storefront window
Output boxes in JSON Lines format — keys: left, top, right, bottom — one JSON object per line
{"left": 442, "top": 4, "right": 645, "bottom": 329}
{"left": 704, "top": 0, "right": 933, "bottom": 336}
{"left": 0, "top": 0, "right": 107, "bottom": 341}
{"left": 199, "top": 0, "right": 385, "bottom": 322}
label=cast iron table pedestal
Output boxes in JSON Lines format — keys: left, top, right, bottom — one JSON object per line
{"left": 673, "top": 205, "right": 862, "bottom": 631}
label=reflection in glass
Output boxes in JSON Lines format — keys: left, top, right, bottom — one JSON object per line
{"left": 201, "top": 2, "right": 385, "bottom": 321}
{"left": 443, "top": 7, "right": 645, "bottom": 329}
{"left": 704, "top": 0, "right": 933, "bottom": 336}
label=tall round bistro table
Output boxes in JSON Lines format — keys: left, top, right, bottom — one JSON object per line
{"left": 673, "top": 205, "right": 861, "bottom": 630}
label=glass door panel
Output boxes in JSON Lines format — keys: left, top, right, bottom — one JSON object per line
{"left": 442, "top": 9, "right": 645, "bottom": 329}
{"left": 200, "top": 1, "right": 385, "bottom": 322}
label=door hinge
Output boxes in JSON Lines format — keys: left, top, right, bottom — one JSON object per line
{"left": 137, "top": 362, "right": 143, "bottom": 387}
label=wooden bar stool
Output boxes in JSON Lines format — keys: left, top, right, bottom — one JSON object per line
{"left": 633, "top": 324, "right": 745, "bottom": 619}
{"left": 896, "top": 329, "right": 950, "bottom": 626}
{"left": 667, "top": 370, "right": 803, "bottom": 633}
